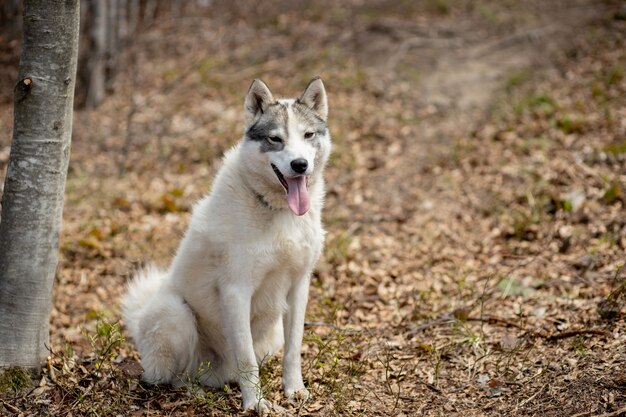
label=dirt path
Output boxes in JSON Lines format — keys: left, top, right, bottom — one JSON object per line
{"left": 315, "top": 2, "right": 625, "bottom": 415}
{"left": 370, "top": 2, "right": 611, "bottom": 167}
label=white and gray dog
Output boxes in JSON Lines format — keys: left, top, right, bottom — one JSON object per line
{"left": 122, "top": 77, "right": 331, "bottom": 413}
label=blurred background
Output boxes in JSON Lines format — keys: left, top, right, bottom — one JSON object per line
{"left": 0, "top": 1, "right": 625, "bottom": 415}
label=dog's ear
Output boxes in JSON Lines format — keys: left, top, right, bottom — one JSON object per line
{"left": 299, "top": 77, "right": 328, "bottom": 121}
{"left": 244, "top": 79, "right": 274, "bottom": 128}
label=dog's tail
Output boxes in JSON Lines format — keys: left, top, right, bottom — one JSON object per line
{"left": 121, "top": 264, "right": 167, "bottom": 340}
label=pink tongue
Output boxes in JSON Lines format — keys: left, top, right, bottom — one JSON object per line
{"left": 285, "top": 176, "right": 309, "bottom": 216}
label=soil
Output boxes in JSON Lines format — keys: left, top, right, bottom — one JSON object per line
{"left": 0, "top": 1, "right": 625, "bottom": 416}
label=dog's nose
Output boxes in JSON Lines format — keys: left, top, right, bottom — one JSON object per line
{"left": 290, "top": 158, "right": 308, "bottom": 174}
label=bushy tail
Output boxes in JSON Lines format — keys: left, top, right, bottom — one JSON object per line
{"left": 121, "top": 264, "right": 167, "bottom": 341}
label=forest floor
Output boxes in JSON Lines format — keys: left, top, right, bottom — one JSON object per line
{"left": 1, "top": 1, "right": 625, "bottom": 416}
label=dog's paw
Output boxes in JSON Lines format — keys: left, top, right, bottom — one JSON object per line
{"left": 243, "top": 397, "right": 285, "bottom": 415}
{"left": 285, "top": 387, "right": 311, "bottom": 403}
{"left": 254, "top": 398, "right": 272, "bottom": 414}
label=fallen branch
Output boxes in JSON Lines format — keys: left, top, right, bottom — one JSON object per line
{"left": 465, "top": 316, "right": 608, "bottom": 341}
{"left": 466, "top": 315, "right": 548, "bottom": 338}
{"left": 468, "top": 315, "right": 530, "bottom": 331}
{"left": 545, "top": 328, "right": 608, "bottom": 341}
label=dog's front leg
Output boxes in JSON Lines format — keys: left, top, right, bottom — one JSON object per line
{"left": 283, "top": 273, "right": 311, "bottom": 401}
{"left": 219, "top": 285, "right": 270, "bottom": 412}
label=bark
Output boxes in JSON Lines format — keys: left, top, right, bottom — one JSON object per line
{"left": 0, "top": 0, "right": 80, "bottom": 371}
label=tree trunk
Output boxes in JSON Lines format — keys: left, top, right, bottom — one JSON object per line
{"left": 128, "top": 0, "right": 139, "bottom": 35}
{"left": 0, "top": 0, "right": 80, "bottom": 371}
{"left": 0, "top": 0, "right": 22, "bottom": 41}
{"left": 105, "top": 0, "right": 118, "bottom": 92}
{"left": 86, "top": 0, "right": 106, "bottom": 108}
{"left": 117, "top": 0, "right": 128, "bottom": 47}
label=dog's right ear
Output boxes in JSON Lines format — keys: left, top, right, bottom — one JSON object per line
{"left": 244, "top": 79, "right": 274, "bottom": 128}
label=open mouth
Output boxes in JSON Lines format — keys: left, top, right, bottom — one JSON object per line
{"left": 271, "top": 163, "right": 289, "bottom": 192}
{"left": 270, "top": 163, "right": 310, "bottom": 216}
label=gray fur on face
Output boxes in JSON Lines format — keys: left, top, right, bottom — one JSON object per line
{"left": 293, "top": 101, "right": 327, "bottom": 131}
{"left": 293, "top": 101, "right": 328, "bottom": 151}
{"left": 245, "top": 102, "right": 287, "bottom": 153}
{"left": 246, "top": 119, "right": 284, "bottom": 153}
{"left": 245, "top": 100, "right": 328, "bottom": 153}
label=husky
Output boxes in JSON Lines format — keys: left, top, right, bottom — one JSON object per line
{"left": 121, "top": 77, "right": 331, "bottom": 413}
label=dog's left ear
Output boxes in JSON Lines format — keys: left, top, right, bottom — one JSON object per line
{"left": 299, "top": 77, "right": 328, "bottom": 121}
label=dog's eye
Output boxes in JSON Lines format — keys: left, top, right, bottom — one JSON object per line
{"left": 304, "top": 132, "right": 316, "bottom": 139}
{"left": 267, "top": 136, "right": 282, "bottom": 143}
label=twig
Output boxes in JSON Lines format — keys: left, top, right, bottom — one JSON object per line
{"left": 591, "top": 406, "right": 626, "bottom": 417}
{"left": 606, "top": 264, "right": 626, "bottom": 301}
{"left": 466, "top": 315, "right": 547, "bottom": 338}
{"left": 304, "top": 321, "right": 342, "bottom": 331}
{"left": 518, "top": 382, "right": 547, "bottom": 407}
{"left": 295, "top": 396, "right": 307, "bottom": 417}
{"left": 0, "top": 399, "right": 19, "bottom": 414}
{"left": 465, "top": 25, "right": 559, "bottom": 59}
{"left": 366, "top": 19, "right": 432, "bottom": 39}
{"left": 545, "top": 328, "right": 608, "bottom": 341}
{"left": 468, "top": 316, "right": 608, "bottom": 341}
{"left": 411, "top": 315, "right": 453, "bottom": 333}
{"left": 468, "top": 315, "right": 529, "bottom": 331}
{"left": 418, "top": 380, "right": 442, "bottom": 394}
{"left": 574, "top": 406, "right": 626, "bottom": 417}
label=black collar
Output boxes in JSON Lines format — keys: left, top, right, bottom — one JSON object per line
{"left": 253, "top": 189, "right": 283, "bottom": 212}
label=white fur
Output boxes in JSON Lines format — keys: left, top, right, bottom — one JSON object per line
{"left": 122, "top": 79, "right": 330, "bottom": 413}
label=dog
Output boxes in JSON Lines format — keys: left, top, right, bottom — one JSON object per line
{"left": 121, "top": 77, "right": 331, "bottom": 413}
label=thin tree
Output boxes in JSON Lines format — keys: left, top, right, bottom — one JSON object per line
{"left": 86, "top": 0, "right": 107, "bottom": 108}
{"left": 0, "top": 0, "right": 80, "bottom": 372}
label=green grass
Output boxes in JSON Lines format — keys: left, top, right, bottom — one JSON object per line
{"left": 324, "top": 231, "right": 354, "bottom": 265}
{"left": 557, "top": 113, "right": 585, "bottom": 134}
{"left": 428, "top": 0, "right": 451, "bottom": 15}
{"left": 197, "top": 56, "right": 225, "bottom": 87}
{"left": 604, "top": 141, "right": 626, "bottom": 154}
{"left": 602, "top": 181, "right": 622, "bottom": 204}
{"left": 505, "top": 69, "right": 531, "bottom": 90}
{"left": 0, "top": 368, "right": 32, "bottom": 393}
{"left": 304, "top": 330, "right": 369, "bottom": 415}
{"left": 517, "top": 94, "right": 557, "bottom": 116}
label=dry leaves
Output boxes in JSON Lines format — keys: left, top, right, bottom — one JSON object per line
{"left": 0, "top": 1, "right": 625, "bottom": 416}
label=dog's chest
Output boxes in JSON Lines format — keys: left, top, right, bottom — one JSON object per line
{"left": 263, "top": 216, "right": 320, "bottom": 274}
{"left": 247, "top": 216, "right": 321, "bottom": 319}
{"left": 245, "top": 213, "right": 320, "bottom": 283}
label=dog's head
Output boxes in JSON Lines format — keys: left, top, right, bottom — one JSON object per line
{"left": 239, "top": 77, "right": 331, "bottom": 216}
